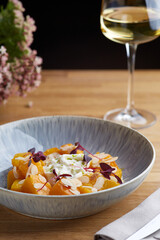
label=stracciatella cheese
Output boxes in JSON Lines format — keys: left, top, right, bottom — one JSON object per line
{"left": 43, "top": 153, "right": 87, "bottom": 179}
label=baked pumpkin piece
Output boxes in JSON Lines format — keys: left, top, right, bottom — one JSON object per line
{"left": 22, "top": 174, "right": 51, "bottom": 195}
{"left": 12, "top": 152, "right": 31, "bottom": 178}
{"left": 11, "top": 152, "right": 45, "bottom": 179}
{"left": 110, "top": 161, "right": 122, "bottom": 179}
{"left": 43, "top": 147, "right": 60, "bottom": 156}
{"left": 7, "top": 169, "right": 17, "bottom": 189}
{"left": 50, "top": 179, "right": 74, "bottom": 195}
{"left": 102, "top": 177, "right": 120, "bottom": 189}
{"left": 59, "top": 143, "right": 76, "bottom": 154}
{"left": 78, "top": 171, "right": 120, "bottom": 192}
{"left": 11, "top": 179, "right": 25, "bottom": 192}
{"left": 26, "top": 161, "right": 45, "bottom": 177}
{"left": 78, "top": 185, "right": 96, "bottom": 194}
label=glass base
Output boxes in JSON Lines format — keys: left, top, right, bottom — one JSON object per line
{"left": 104, "top": 108, "right": 156, "bottom": 129}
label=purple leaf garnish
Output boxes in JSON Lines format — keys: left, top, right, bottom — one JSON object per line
{"left": 52, "top": 169, "right": 72, "bottom": 181}
{"left": 83, "top": 167, "right": 96, "bottom": 172}
{"left": 100, "top": 170, "right": 111, "bottom": 180}
{"left": 74, "top": 142, "right": 99, "bottom": 159}
{"left": 37, "top": 174, "right": 72, "bottom": 192}
{"left": 100, "top": 162, "right": 115, "bottom": 179}
{"left": 37, "top": 171, "right": 72, "bottom": 192}
{"left": 100, "top": 162, "right": 122, "bottom": 184}
{"left": 28, "top": 148, "right": 46, "bottom": 162}
{"left": 32, "top": 151, "right": 46, "bottom": 162}
{"left": 56, "top": 174, "right": 72, "bottom": 181}
{"left": 28, "top": 159, "right": 32, "bottom": 167}
{"left": 70, "top": 142, "right": 84, "bottom": 154}
{"left": 70, "top": 148, "right": 77, "bottom": 154}
{"left": 37, "top": 180, "right": 48, "bottom": 192}
{"left": 100, "top": 162, "right": 115, "bottom": 173}
{"left": 113, "top": 174, "right": 123, "bottom": 184}
{"left": 53, "top": 169, "right": 57, "bottom": 177}
{"left": 83, "top": 154, "right": 92, "bottom": 163}
{"left": 28, "top": 147, "right": 35, "bottom": 154}
{"left": 71, "top": 142, "right": 97, "bottom": 164}
{"left": 75, "top": 142, "right": 84, "bottom": 151}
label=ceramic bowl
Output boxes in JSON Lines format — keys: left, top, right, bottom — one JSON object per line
{"left": 0, "top": 116, "right": 155, "bottom": 219}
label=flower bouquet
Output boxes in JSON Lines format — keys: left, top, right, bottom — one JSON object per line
{"left": 0, "top": 0, "right": 42, "bottom": 104}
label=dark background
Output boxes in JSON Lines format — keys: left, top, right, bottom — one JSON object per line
{"left": 1, "top": 0, "right": 160, "bottom": 69}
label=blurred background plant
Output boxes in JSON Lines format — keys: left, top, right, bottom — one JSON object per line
{"left": 0, "top": 0, "right": 42, "bottom": 104}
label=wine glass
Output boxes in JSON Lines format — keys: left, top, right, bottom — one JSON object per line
{"left": 100, "top": 0, "right": 160, "bottom": 129}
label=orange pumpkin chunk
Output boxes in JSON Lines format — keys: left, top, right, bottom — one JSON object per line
{"left": 78, "top": 186, "right": 94, "bottom": 194}
{"left": 30, "top": 161, "right": 45, "bottom": 177}
{"left": 59, "top": 143, "right": 76, "bottom": 154}
{"left": 110, "top": 161, "right": 122, "bottom": 179}
{"left": 7, "top": 169, "right": 17, "bottom": 189}
{"left": 43, "top": 147, "right": 60, "bottom": 156}
{"left": 11, "top": 179, "right": 25, "bottom": 192}
{"left": 11, "top": 152, "right": 45, "bottom": 178}
{"left": 22, "top": 174, "right": 51, "bottom": 195}
{"left": 12, "top": 152, "right": 31, "bottom": 166}
{"left": 79, "top": 172, "right": 120, "bottom": 191}
{"left": 50, "top": 180, "right": 74, "bottom": 195}
{"left": 12, "top": 152, "right": 31, "bottom": 178}
{"left": 102, "top": 178, "right": 120, "bottom": 189}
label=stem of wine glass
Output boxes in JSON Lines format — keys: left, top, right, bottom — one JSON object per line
{"left": 125, "top": 43, "right": 137, "bottom": 113}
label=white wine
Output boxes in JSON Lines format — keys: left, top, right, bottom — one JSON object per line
{"left": 100, "top": 7, "right": 160, "bottom": 44}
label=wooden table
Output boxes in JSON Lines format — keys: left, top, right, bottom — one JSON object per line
{"left": 0, "top": 70, "right": 160, "bottom": 240}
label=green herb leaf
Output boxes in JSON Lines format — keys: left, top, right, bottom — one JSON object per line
{"left": 0, "top": 1, "right": 26, "bottom": 62}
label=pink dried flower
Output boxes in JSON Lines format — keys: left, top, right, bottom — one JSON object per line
{"left": 0, "top": 46, "right": 13, "bottom": 104}
{"left": 23, "top": 16, "right": 36, "bottom": 47}
{"left": 0, "top": 1, "right": 43, "bottom": 104}
{"left": 10, "top": 0, "right": 37, "bottom": 50}
{"left": 10, "top": 0, "right": 25, "bottom": 12}
{"left": 11, "top": 48, "right": 42, "bottom": 96}
{"left": 14, "top": 9, "right": 24, "bottom": 28}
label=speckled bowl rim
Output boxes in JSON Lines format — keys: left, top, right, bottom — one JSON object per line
{"left": 0, "top": 115, "right": 156, "bottom": 198}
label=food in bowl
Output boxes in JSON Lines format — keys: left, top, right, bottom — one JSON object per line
{"left": 7, "top": 142, "right": 123, "bottom": 195}
{"left": 0, "top": 116, "right": 155, "bottom": 219}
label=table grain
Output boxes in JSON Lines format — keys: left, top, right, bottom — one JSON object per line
{"left": 0, "top": 70, "right": 160, "bottom": 240}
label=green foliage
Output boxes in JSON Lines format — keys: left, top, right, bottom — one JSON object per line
{"left": 0, "top": 1, "right": 26, "bottom": 62}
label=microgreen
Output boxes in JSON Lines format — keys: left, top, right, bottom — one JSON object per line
{"left": 100, "top": 162, "right": 115, "bottom": 179}
{"left": 37, "top": 169, "right": 72, "bottom": 192}
{"left": 53, "top": 169, "right": 72, "bottom": 181}
{"left": 28, "top": 159, "right": 32, "bottom": 167}
{"left": 37, "top": 181, "right": 48, "bottom": 192}
{"left": 83, "top": 167, "right": 96, "bottom": 172}
{"left": 28, "top": 148, "right": 35, "bottom": 154}
{"left": 33, "top": 151, "right": 46, "bottom": 162}
{"left": 83, "top": 154, "right": 92, "bottom": 163}
{"left": 28, "top": 148, "right": 46, "bottom": 162}
{"left": 70, "top": 142, "right": 94, "bottom": 163}
{"left": 113, "top": 174, "right": 122, "bottom": 184}
{"left": 53, "top": 169, "right": 57, "bottom": 176}
{"left": 100, "top": 162, "right": 122, "bottom": 184}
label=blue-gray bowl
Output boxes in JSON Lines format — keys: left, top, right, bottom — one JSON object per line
{"left": 0, "top": 116, "right": 155, "bottom": 219}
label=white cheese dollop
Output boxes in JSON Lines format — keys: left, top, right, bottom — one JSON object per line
{"left": 43, "top": 153, "right": 87, "bottom": 178}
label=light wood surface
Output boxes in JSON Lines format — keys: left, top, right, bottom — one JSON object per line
{"left": 0, "top": 70, "right": 160, "bottom": 240}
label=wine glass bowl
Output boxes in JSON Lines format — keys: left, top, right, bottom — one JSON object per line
{"left": 100, "top": 0, "right": 160, "bottom": 129}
